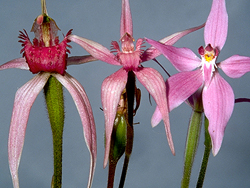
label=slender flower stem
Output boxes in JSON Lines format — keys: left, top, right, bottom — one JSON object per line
{"left": 235, "top": 98, "right": 250, "bottom": 103}
{"left": 119, "top": 71, "right": 135, "bottom": 188}
{"left": 41, "top": 0, "right": 48, "bottom": 15}
{"left": 181, "top": 110, "right": 202, "bottom": 188}
{"left": 107, "top": 160, "right": 117, "bottom": 188}
{"left": 44, "top": 76, "right": 65, "bottom": 188}
{"left": 196, "top": 116, "right": 211, "bottom": 188}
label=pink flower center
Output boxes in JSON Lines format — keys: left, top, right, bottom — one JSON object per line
{"left": 19, "top": 15, "right": 72, "bottom": 75}
{"left": 111, "top": 33, "right": 144, "bottom": 71}
{"left": 198, "top": 44, "right": 219, "bottom": 63}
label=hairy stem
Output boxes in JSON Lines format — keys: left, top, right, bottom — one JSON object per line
{"left": 44, "top": 76, "right": 64, "bottom": 188}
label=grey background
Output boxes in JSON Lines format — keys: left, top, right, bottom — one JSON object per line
{"left": 0, "top": 0, "right": 250, "bottom": 187}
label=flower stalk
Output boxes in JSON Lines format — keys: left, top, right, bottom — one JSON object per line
{"left": 119, "top": 71, "right": 135, "bottom": 188}
{"left": 44, "top": 76, "right": 65, "bottom": 188}
{"left": 196, "top": 117, "right": 211, "bottom": 187}
{"left": 181, "top": 110, "right": 202, "bottom": 188}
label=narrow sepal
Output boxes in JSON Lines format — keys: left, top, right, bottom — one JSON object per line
{"left": 53, "top": 73, "right": 97, "bottom": 188}
{"left": 8, "top": 72, "right": 50, "bottom": 188}
{"left": 120, "top": 0, "right": 133, "bottom": 37}
{"left": 68, "top": 35, "right": 120, "bottom": 66}
{"left": 135, "top": 68, "right": 175, "bottom": 155}
{"left": 101, "top": 68, "right": 128, "bottom": 168}
{"left": 0, "top": 58, "right": 29, "bottom": 71}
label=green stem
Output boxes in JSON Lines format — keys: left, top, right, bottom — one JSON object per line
{"left": 181, "top": 110, "right": 202, "bottom": 188}
{"left": 44, "top": 76, "right": 65, "bottom": 188}
{"left": 119, "top": 71, "right": 135, "bottom": 188}
{"left": 196, "top": 116, "right": 211, "bottom": 188}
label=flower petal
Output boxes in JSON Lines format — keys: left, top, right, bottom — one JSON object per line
{"left": 8, "top": 72, "right": 50, "bottom": 188}
{"left": 141, "top": 23, "right": 205, "bottom": 62}
{"left": 66, "top": 55, "right": 98, "bottom": 66}
{"left": 151, "top": 70, "right": 203, "bottom": 127}
{"left": 202, "top": 72, "right": 234, "bottom": 156}
{"left": 146, "top": 38, "right": 201, "bottom": 72}
{"left": 219, "top": 55, "right": 250, "bottom": 78}
{"left": 53, "top": 73, "right": 97, "bottom": 188}
{"left": 204, "top": 0, "right": 228, "bottom": 50}
{"left": 0, "top": 58, "right": 29, "bottom": 71}
{"left": 68, "top": 35, "right": 120, "bottom": 66}
{"left": 101, "top": 68, "right": 128, "bottom": 167}
{"left": 134, "top": 67, "right": 175, "bottom": 155}
{"left": 120, "top": 0, "right": 133, "bottom": 37}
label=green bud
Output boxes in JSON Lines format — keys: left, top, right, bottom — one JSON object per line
{"left": 110, "top": 113, "right": 127, "bottom": 162}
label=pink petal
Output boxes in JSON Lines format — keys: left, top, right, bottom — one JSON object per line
{"left": 66, "top": 55, "right": 98, "bottom": 66}
{"left": 101, "top": 68, "right": 128, "bottom": 167}
{"left": 168, "top": 70, "right": 204, "bottom": 110}
{"left": 53, "top": 73, "right": 97, "bottom": 187}
{"left": 202, "top": 72, "right": 234, "bottom": 156}
{"left": 134, "top": 67, "right": 175, "bottom": 155}
{"left": 219, "top": 55, "right": 250, "bottom": 78}
{"left": 141, "top": 23, "right": 205, "bottom": 62}
{"left": 146, "top": 38, "right": 201, "bottom": 72}
{"left": 0, "top": 58, "right": 29, "bottom": 71}
{"left": 8, "top": 72, "right": 50, "bottom": 188}
{"left": 68, "top": 35, "right": 120, "bottom": 66}
{"left": 204, "top": 0, "right": 228, "bottom": 50}
{"left": 120, "top": 0, "right": 133, "bottom": 37}
{"left": 151, "top": 70, "right": 203, "bottom": 127}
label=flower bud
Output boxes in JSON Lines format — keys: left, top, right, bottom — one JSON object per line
{"left": 110, "top": 113, "right": 127, "bottom": 162}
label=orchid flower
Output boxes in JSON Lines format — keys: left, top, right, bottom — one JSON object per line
{"left": 0, "top": 3, "right": 96, "bottom": 188}
{"left": 146, "top": 0, "right": 250, "bottom": 156}
{"left": 68, "top": 0, "right": 203, "bottom": 168}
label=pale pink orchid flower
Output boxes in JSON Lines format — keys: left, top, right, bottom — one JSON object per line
{"left": 68, "top": 0, "right": 204, "bottom": 167}
{"left": 146, "top": 0, "right": 250, "bottom": 156}
{"left": 0, "top": 14, "right": 96, "bottom": 188}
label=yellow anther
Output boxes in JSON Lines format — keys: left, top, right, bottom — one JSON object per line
{"left": 204, "top": 54, "right": 214, "bottom": 62}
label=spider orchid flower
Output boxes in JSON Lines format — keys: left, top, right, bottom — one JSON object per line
{"left": 0, "top": 8, "right": 96, "bottom": 188}
{"left": 146, "top": 0, "right": 250, "bottom": 156}
{"left": 68, "top": 0, "right": 204, "bottom": 167}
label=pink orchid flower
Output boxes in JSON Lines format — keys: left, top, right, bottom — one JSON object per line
{"left": 146, "top": 0, "right": 250, "bottom": 156}
{"left": 68, "top": 0, "right": 203, "bottom": 167}
{"left": 0, "top": 12, "right": 96, "bottom": 188}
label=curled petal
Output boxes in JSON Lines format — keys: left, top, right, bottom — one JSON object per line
{"left": 66, "top": 55, "right": 98, "bottom": 66}
{"left": 135, "top": 67, "right": 175, "bottom": 155}
{"left": 202, "top": 72, "right": 234, "bottom": 156}
{"left": 219, "top": 55, "right": 250, "bottom": 78}
{"left": 0, "top": 58, "right": 29, "bottom": 71}
{"left": 101, "top": 68, "right": 128, "bottom": 167}
{"left": 146, "top": 38, "right": 201, "bottom": 72}
{"left": 141, "top": 23, "right": 205, "bottom": 62}
{"left": 120, "top": 0, "right": 133, "bottom": 37}
{"left": 53, "top": 73, "right": 97, "bottom": 188}
{"left": 68, "top": 35, "right": 120, "bottom": 66}
{"left": 151, "top": 70, "right": 203, "bottom": 127}
{"left": 204, "top": 0, "right": 228, "bottom": 50}
{"left": 8, "top": 72, "right": 50, "bottom": 188}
